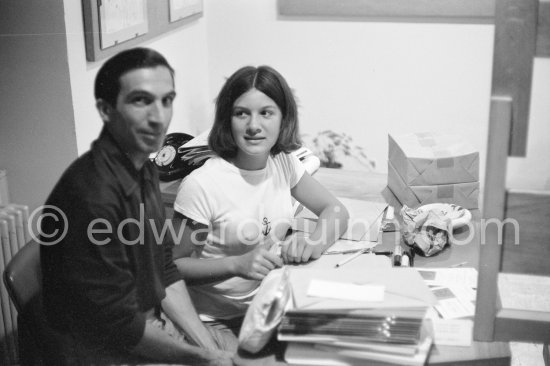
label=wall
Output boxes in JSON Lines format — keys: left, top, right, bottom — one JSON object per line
{"left": 204, "top": 0, "right": 494, "bottom": 178}
{"left": 507, "top": 58, "right": 550, "bottom": 191}
{"left": 63, "top": 0, "right": 211, "bottom": 155}
{"left": 0, "top": 0, "right": 78, "bottom": 212}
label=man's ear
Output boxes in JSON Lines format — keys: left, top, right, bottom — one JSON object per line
{"left": 96, "top": 99, "right": 114, "bottom": 123}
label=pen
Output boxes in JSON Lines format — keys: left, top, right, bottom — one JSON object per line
{"left": 335, "top": 248, "right": 369, "bottom": 268}
{"left": 373, "top": 251, "right": 393, "bottom": 256}
{"left": 325, "top": 248, "right": 369, "bottom": 255}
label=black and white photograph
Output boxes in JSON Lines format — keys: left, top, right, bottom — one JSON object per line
{"left": 1, "top": 1, "right": 549, "bottom": 365}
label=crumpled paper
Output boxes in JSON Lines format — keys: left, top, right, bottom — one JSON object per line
{"left": 400, "top": 205, "right": 452, "bottom": 256}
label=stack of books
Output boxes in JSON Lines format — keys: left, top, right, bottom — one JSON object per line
{"left": 281, "top": 309, "right": 431, "bottom": 366}
{"left": 280, "top": 267, "right": 436, "bottom": 365}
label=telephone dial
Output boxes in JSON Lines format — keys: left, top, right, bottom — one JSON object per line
{"left": 152, "top": 132, "right": 198, "bottom": 182}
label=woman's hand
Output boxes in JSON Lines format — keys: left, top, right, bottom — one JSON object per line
{"left": 280, "top": 231, "right": 323, "bottom": 264}
{"left": 232, "top": 244, "right": 283, "bottom": 281}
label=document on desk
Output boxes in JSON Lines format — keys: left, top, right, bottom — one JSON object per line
{"left": 416, "top": 267, "right": 478, "bottom": 288}
{"left": 292, "top": 197, "right": 387, "bottom": 242}
{"left": 430, "top": 285, "right": 475, "bottom": 319}
{"left": 290, "top": 267, "right": 436, "bottom": 310}
{"left": 416, "top": 268, "right": 477, "bottom": 319}
{"left": 307, "top": 279, "right": 385, "bottom": 302}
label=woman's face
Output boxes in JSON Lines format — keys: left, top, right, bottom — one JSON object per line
{"left": 230, "top": 88, "right": 282, "bottom": 170}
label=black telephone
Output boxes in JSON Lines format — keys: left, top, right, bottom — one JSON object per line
{"left": 152, "top": 133, "right": 198, "bottom": 181}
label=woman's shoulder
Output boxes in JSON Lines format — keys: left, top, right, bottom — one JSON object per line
{"left": 181, "top": 156, "right": 234, "bottom": 185}
{"left": 270, "top": 151, "right": 301, "bottom": 170}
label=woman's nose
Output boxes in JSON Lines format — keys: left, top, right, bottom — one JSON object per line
{"left": 246, "top": 114, "right": 261, "bottom": 136}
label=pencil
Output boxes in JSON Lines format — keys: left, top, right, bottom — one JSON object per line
{"left": 451, "top": 261, "right": 468, "bottom": 267}
{"left": 335, "top": 248, "right": 369, "bottom": 268}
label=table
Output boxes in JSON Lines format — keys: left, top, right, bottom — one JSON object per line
{"left": 159, "top": 168, "right": 511, "bottom": 366}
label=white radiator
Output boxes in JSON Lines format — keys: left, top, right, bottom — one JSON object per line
{"left": 0, "top": 203, "right": 30, "bottom": 365}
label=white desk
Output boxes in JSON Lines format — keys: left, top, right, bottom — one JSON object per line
{"left": 160, "top": 168, "right": 511, "bottom": 366}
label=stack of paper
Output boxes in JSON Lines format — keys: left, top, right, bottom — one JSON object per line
{"left": 281, "top": 267, "right": 436, "bottom": 365}
{"left": 387, "top": 133, "right": 480, "bottom": 209}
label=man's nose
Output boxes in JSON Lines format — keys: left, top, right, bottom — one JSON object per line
{"left": 148, "top": 101, "right": 171, "bottom": 126}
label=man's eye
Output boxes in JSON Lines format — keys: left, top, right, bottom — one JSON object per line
{"left": 132, "top": 96, "right": 151, "bottom": 106}
{"left": 163, "top": 96, "right": 174, "bottom": 107}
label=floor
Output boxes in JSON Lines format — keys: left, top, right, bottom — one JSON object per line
{"left": 501, "top": 273, "right": 549, "bottom": 366}
{"left": 511, "top": 342, "right": 545, "bottom": 366}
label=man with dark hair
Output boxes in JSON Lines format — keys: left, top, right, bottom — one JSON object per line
{"left": 40, "top": 47, "right": 235, "bottom": 364}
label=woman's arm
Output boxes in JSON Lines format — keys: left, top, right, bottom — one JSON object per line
{"left": 172, "top": 212, "right": 282, "bottom": 284}
{"left": 284, "top": 172, "right": 350, "bottom": 263}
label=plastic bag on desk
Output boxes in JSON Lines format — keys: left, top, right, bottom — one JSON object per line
{"left": 238, "top": 267, "right": 293, "bottom": 353}
{"left": 401, "top": 205, "right": 452, "bottom": 257}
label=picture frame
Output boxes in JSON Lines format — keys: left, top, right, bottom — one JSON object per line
{"left": 98, "top": 0, "right": 149, "bottom": 50}
{"left": 169, "top": 0, "right": 203, "bottom": 23}
{"left": 82, "top": 0, "right": 203, "bottom": 62}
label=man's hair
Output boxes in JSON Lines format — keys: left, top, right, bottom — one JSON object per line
{"left": 209, "top": 65, "right": 301, "bottom": 158}
{"left": 94, "top": 47, "right": 174, "bottom": 107}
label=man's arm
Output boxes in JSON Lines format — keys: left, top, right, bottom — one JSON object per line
{"left": 128, "top": 311, "right": 233, "bottom": 365}
{"left": 162, "top": 280, "right": 220, "bottom": 350}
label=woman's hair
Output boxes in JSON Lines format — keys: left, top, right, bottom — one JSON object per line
{"left": 95, "top": 47, "right": 174, "bottom": 107}
{"left": 209, "top": 65, "right": 301, "bottom": 158}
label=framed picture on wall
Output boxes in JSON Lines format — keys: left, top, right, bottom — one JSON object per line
{"left": 98, "top": 0, "right": 149, "bottom": 49}
{"left": 168, "top": 0, "right": 203, "bottom": 23}
{"left": 83, "top": 0, "right": 204, "bottom": 61}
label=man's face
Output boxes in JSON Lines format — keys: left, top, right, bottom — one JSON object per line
{"left": 101, "top": 66, "right": 176, "bottom": 167}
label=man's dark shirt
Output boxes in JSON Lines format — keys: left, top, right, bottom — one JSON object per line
{"left": 41, "top": 129, "right": 180, "bottom": 349}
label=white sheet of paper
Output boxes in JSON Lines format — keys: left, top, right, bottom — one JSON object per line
{"left": 498, "top": 273, "right": 550, "bottom": 312}
{"left": 430, "top": 285, "right": 475, "bottom": 319}
{"left": 417, "top": 267, "right": 478, "bottom": 288}
{"left": 307, "top": 279, "right": 385, "bottom": 302}
{"left": 431, "top": 319, "right": 473, "bottom": 347}
{"left": 323, "top": 239, "right": 377, "bottom": 255}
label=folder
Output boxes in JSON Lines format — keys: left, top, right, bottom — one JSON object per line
{"left": 289, "top": 267, "right": 437, "bottom": 310}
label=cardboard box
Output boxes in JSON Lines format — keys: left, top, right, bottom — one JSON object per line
{"left": 389, "top": 133, "right": 479, "bottom": 186}
{"left": 388, "top": 161, "right": 479, "bottom": 209}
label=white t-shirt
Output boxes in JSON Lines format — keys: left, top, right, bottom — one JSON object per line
{"left": 174, "top": 153, "right": 305, "bottom": 319}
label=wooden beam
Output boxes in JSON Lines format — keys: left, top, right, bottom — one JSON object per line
{"left": 537, "top": 0, "right": 550, "bottom": 57}
{"left": 495, "top": 309, "right": 550, "bottom": 342}
{"left": 501, "top": 190, "right": 550, "bottom": 275}
{"left": 278, "top": 0, "right": 495, "bottom": 22}
{"left": 491, "top": 0, "right": 538, "bottom": 157}
{"left": 474, "top": 97, "right": 512, "bottom": 342}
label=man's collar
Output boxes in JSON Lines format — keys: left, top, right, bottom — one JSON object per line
{"left": 93, "top": 128, "right": 155, "bottom": 197}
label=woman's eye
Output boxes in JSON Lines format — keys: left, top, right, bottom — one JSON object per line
{"left": 261, "top": 109, "right": 275, "bottom": 117}
{"left": 233, "top": 110, "right": 248, "bottom": 118}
